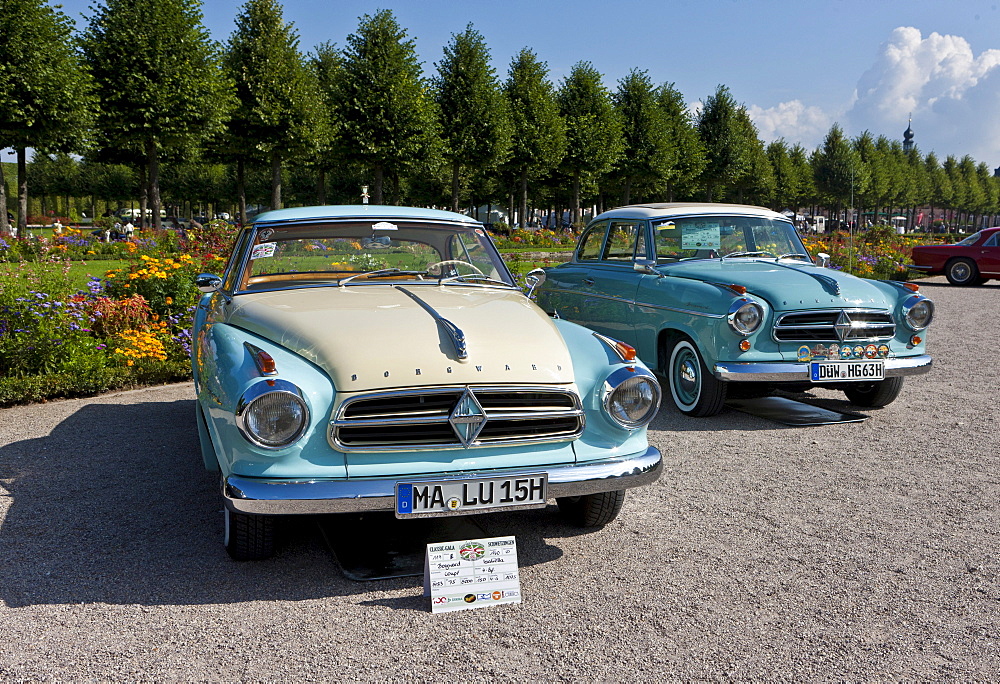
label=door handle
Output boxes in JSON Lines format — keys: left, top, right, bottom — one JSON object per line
{"left": 582, "top": 278, "right": 596, "bottom": 286}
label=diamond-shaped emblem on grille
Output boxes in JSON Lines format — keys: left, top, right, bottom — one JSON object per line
{"left": 834, "top": 311, "right": 853, "bottom": 341}
{"left": 449, "top": 388, "right": 487, "bottom": 447}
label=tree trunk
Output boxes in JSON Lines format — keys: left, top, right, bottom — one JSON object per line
{"left": 373, "top": 164, "right": 384, "bottom": 204}
{"left": 147, "top": 138, "right": 162, "bottom": 231}
{"left": 519, "top": 170, "right": 528, "bottom": 230}
{"left": 271, "top": 150, "right": 282, "bottom": 210}
{"left": 17, "top": 148, "right": 27, "bottom": 235}
{"left": 572, "top": 170, "right": 581, "bottom": 227}
{"left": 237, "top": 157, "right": 247, "bottom": 226}
{"left": 451, "top": 160, "right": 460, "bottom": 213}
{"left": 623, "top": 176, "right": 632, "bottom": 206}
{"left": 317, "top": 168, "right": 326, "bottom": 205}
{"left": 0, "top": 158, "right": 8, "bottom": 235}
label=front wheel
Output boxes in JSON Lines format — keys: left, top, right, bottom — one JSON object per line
{"left": 842, "top": 377, "right": 905, "bottom": 408}
{"left": 945, "top": 258, "right": 983, "bottom": 286}
{"left": 224, "top": 507, "right": 276, "bottom": 561}
{"left": 665, "top": 339, "right": 727, "bottom": 416}
{"left": 556, "top": 490, "right": 626, "bottom": 527}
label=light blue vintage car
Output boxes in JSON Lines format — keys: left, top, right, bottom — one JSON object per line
{"left": 536, "top": 203, "right": 934, "bottom": 417}
{"left": 192, "top": 205, "right": 662, "bottom": 560}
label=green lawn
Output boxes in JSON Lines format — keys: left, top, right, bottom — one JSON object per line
{"left": 0, "top": 259, "right": 131, "bottom": 291}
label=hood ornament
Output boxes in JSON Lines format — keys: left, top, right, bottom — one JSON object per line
{"left": 394, "top": 286, "right": 468, "bottom": 359}
{"left": 771, "top": 261, "right": 841, "bottom": 296}
{"left": 449, "top": 388, "right": 487, "bottom": 446}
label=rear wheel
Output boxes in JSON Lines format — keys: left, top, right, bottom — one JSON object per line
{"left": 665, "top": 338, "right": 727, "bottom": 416}
{"left": 557, "top": 490, "right": 626, "bottom": 527}
{"left": 224, "top": 507, "right": 276, "bottom": 561}
{"left": 843, "top": 377, "right": 905, "bottom": 408}
{"left": 945, "top": 258, "right": 983, "bottom": 286}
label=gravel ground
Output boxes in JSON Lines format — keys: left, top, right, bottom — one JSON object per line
{"left": 0, "top": 275, "right": 997, "bottom": 681}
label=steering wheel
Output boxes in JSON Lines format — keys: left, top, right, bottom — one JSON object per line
{"left": 426, "top": 260, "right": 485, "bottom": 277}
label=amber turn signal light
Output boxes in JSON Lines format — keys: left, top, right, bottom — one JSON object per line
{"left": 256, "top": 350, "right": 277, "bottom": 374}
{"left": 903, "top": 282, "right": 920, "bottom": 292}
{"left": 910, "top": 335, "right": 922, "bottom": 346}
{"left": 728, "top": 284, "right": 748, "bottom": 295}
{"left": 739, "top": 340, "right": 751, "bottom": 352}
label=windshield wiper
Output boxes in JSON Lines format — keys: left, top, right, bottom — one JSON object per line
{"left": 721, "top": 250, "right": 776, "bottom": 259}
{"left": 437, "top": 273, "right": 512, "bottom": 287}
{"left": 777, "top": 252, "right": 813, "bottom": 262}
{"left": 339, "top": 268, "right": 428, "bottom": 286}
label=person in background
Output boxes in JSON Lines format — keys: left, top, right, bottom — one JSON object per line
{"left": 123, "top": 220, "right": 135, "bottom": 239}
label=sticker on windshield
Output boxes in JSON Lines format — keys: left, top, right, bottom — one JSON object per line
{"left": 372, "top": 221, "right": 398, "bottom": 231}
{"left": 681, "top": 221, "right": 721, "bottom": 249}
{"left": 250, "top": 242, "right": 277, "bottom": 259}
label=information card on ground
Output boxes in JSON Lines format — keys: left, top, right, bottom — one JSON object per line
{"left": 424, "top": 536, "right": 521, "bottom": 613}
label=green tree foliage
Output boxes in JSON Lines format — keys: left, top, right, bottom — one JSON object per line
{"left": 434, "top": 25, "right": 510, "bottom": 213}
{"left": 224, "top": 0, "right": 321, "bottom": 217}
{"left": 729, "top": 106, "right": 772, "bottom": 204}
{"left": 766, "top": 140, "right": 796, "bottom": 210}
{"left": 656, "top": 83, "right": 704, "bottom": 202}
{"left": 556, "top": 62, "right": 622, "bottom": 224}
{"left": 812, "top": 123, "right": 866, "bottom": 218}
{"left": 0, "top": 0, "right": 93, "bottom": 234}
{"left": 503, "top": 48, "right": 565, "bottom": 228}
{"left": 696, "top": 85, "right": 760, "bottom": 202}
{"left": 82, "top": 0, "right": 227, "bottom": 230}
{"left": 612, "top": 70, "right": 668, "bottom": 205}
{"left": 336, "top": 10, "right": 437, "bottom": 205}
{"left": 788, "top": 144, "right": 817, "bottom": 210}
{"left": 309, "top": 41, "right": 344, "bottom": 204}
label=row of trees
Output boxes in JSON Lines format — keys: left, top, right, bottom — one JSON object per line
{"left": 2, "top": 0, "right": 999, "bottom": 236}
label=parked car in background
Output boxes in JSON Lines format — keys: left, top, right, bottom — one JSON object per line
{"left": 193, "top": 205, "right": 662, "bottom": 560}
{"left": 909, "top": 227, "right": 1000, "bottom": 285}
{"left": 536, "top": 203, "right": 934, "bottom": 416}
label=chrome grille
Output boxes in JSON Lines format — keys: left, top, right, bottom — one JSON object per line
{"left": 774, "top": 309, "right": 895, "bottom": 342}
{"left": 331, "top": 386, "right": 584, "bottom": 451}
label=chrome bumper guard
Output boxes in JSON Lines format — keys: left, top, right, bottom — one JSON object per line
{"left": 224, "top": 446, "right": 662, "bottom": 515}
{"left": 714, "top": 354, "right": 932, "bottom": 382}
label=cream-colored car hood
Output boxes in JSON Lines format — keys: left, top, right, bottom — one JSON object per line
{"left": 225, "top": 285, "right": 575, "bottom": 391}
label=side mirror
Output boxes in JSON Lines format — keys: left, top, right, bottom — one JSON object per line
{"left": 633, "top": 259, "right": 661, "bottom": 276}
{"left": 524, "top": 268, "right": 546, "bottom": 298}
{"left": 814, "top": 252, "right": 831, "bottom": 268}
{"left": 196, "top": 273, "right": 223, "bottom": 293}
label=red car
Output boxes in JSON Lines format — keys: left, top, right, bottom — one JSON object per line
{"left": 910, "top": 227, "right": 1000, "bottom": 285}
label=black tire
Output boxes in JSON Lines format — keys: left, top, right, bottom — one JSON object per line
{"left": 557, "top": 490, "right": 626, "bottom": 527}
{"left": 664, "top": 338, "right": 727, "bottom": 416}
{"left": 843, "top": 376, "right": 905, "bottom": 408}
{"left": 945, "top": 258, "right": 984, "bottom": 286}
{"left": 224, "top": 507, "right": 276, "bottom": 561}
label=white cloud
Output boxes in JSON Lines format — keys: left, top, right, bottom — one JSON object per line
{"left": 748, "top": 100, "right": 832, "bottom": 150}
{"left": 845, "top": 26, "right": 1000, "bottom": 163}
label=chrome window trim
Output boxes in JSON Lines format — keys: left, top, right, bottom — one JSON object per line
{"left": 235, "top": 379, "right": 310, "bottom": 450}
{"left": 329, "top": 385, "right": 585, "bottom": 452}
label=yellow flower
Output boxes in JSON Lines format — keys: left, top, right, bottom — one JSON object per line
{"left": 165, "top": 297, "right": 173, "bottom": 305}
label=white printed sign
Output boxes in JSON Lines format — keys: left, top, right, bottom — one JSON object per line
{"left": 250, "top": 242, "right": 277, "bottom": 259}
{"left": 424, "top": 536, "right": 521, "bottom": 613}
{"left": 681, "top": 221, "right": 721, "bottom": 249}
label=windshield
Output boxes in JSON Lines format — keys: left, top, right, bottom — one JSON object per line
{"left": 235, "top": 220, "right": 514, "bottom": 291}
{"left": 653, "top": 215, "right": 808, "bottom": 262}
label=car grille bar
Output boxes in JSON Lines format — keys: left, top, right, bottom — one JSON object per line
{"left": 773, "top": 309, "right": 895, "bottom": 342}
{"left": 331, "top": 386, "right": 585, "bottom": 451}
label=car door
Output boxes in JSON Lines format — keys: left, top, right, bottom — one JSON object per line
{"left": 538, "top": 220, "right": 609, "bottom": 320}
{"left": 977, "top": 232, "right": 1000, "bottom": 275}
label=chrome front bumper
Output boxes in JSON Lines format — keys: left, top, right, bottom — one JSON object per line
{"left": 714, "top": 354, "right": 933, "bottom": 382}
{"left": 224, "top": 446, "right": 662, "bottom": 515}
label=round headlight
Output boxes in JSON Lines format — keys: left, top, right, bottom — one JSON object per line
{"left": 604, "top": 369, "right": 661, "bottom": 429}
{"left": 237, "top": 381, "right": 309, "bottom": 448}
{"left": 728, "top": 300, "right": 764, "bottom": 336}
{"left": 903, "top": 295, "right": 934, "bottom": 330}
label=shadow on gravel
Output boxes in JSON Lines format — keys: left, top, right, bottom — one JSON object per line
{"left": 0, "top": 398, "right": 576, "bottom": 608}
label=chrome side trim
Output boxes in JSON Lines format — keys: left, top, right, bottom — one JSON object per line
{"left": 544, "top": 287, "right": 725, "bottom": 319}
{"left": 713, "top": 354, "right": 933, "bottom": 382}
{"left": 223, "top": 445, "right": 663, "bottom": 515}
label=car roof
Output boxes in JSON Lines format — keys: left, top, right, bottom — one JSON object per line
{"left": 593, "top": 202, "right": 789, "bottom": 222}
{"left": 252, "top": 205, "right": 480, "bottom": 226}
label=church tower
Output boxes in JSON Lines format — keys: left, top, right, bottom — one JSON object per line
{"left": 903, "top": 115, "right": 914, "bottom": 152}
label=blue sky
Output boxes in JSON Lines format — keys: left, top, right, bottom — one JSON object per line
{"left": 47, "top": 0, "right": 1000, "bottom": 165}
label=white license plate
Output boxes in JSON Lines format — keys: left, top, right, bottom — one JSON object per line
{"left": 395, "top": 474, "right": 548, "bottom": 518}
{"left": 810, "top": 360, "right": 885, "bottom": 382}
